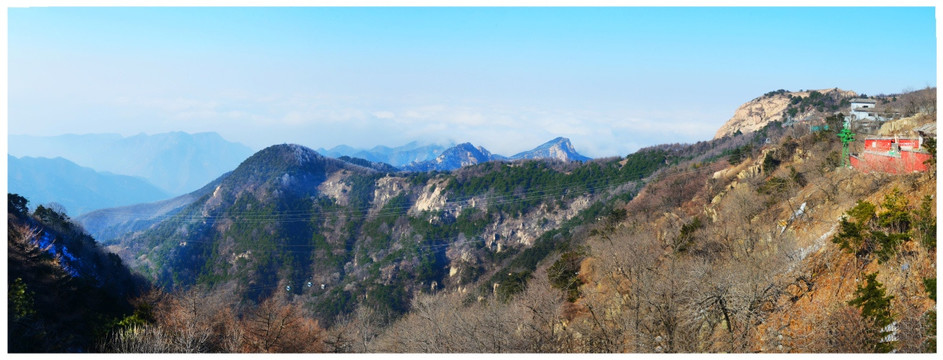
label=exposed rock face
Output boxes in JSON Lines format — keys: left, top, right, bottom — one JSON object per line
{"left": 410, "top": 178, "right": 450, "bottom": 214}
{"left": 714, "top": 88, "right": 856, "bottom": 139}
{"left": 371, "top": 175, "right": 409, "bottom": 215}
{"left": 877, "top": 113, "right": 937, "bottom": 137}
{"left": 318, "top": 171, "right": 353, "bottom": 206}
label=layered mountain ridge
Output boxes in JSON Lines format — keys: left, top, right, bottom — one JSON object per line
{"left": 9, "top": 131, "right": 254, "bottom": 195}
{"left": 8, "top": 155, "right": 169, "bottom": 216}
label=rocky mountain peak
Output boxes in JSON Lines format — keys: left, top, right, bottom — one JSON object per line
{"left": 511, "top": 137, "right": 590, "bottom": 162}
{"left": 220, "top": 144, "right": 377, "bottom": 201}
{"left": 714, "top": 88, "right": 857, "bottom": 139}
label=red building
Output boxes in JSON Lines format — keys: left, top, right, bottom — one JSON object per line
{"left": 850, "top": 136, "right": 933, "bottom": 174}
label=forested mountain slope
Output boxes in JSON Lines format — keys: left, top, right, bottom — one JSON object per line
{"left": 107, "top": 142, "right": 676, "bottom": 326}
{"left": 76, "top": 173, "right": 230, "bottom": 243}
{"left": 8, "top": 194, "right": 148, "bottom": 352}
{"left": 366, "top": 113, "right": 936, "bottom": 352}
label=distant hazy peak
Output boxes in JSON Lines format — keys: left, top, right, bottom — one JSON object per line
{"left": 8, "top": 131, "right": 254, "bottom": 195}
{"left": 453, "top": 142, "right": 489, "bottom": 153}
{"left": 511, "top": 137, "right": 591, "bottom": 162}
{"left": 318, "top": 141, "right": 449, "bottom": 167}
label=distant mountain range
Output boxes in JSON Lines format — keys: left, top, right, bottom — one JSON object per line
{"left": 9, "top": 132, "right": 254, "bottom": 195}
{"left": 8, "top": 155, "right": 170, "bottom": 216}
{"left": 17, "top": 132, "right": 589, "bottom": 236}
{"left": 326, "top": 137, "right": 592, "bottom": 172}
{"left": 403, "top": 137, "right": 591, "bottom": 171}
{"left": 317, "top": 141, "right": 450, "bottom": 168}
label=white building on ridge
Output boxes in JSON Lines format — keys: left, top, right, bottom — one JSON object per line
{"left": 850, "top": 98, "right": 878, "bottom": 121}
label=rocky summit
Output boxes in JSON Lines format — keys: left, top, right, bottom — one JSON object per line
{"left": 714, "top": 88, "right": 856, "bottom": 139}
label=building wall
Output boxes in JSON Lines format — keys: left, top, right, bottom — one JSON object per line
{"left": 851, "top": 101, "right": 875, "bottom": 110}
{"left": 851, "top": 109, "right": 870, "bottom": 120}
{"left": 863, "top": 138, "right": 922, "bottom": 152}
{"left": 851, "top": 150, "right": 932, "bottom": 174}
{"left": 898, "top": 139, "right": 921, "bottom": 151}
{"left": 865, "top": 139, "right": 894, "bottom": 152}
{"left": 851, "top": 101, "right": 877, "bottom": 120}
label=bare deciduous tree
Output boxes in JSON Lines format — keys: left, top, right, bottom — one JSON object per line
{"left": 241, "top": 295, "right": 324, "bottom": 353}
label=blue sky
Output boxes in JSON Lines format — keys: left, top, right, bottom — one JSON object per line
{"left": 7, "top": 7, "right": 937, "bottom": 157}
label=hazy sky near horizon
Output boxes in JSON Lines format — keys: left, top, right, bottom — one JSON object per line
{"left": 8, "top": 7, "right": 937, "bottom": 157}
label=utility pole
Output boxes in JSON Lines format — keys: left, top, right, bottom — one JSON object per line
{"left": 839, "top": 123, "right": 856, "bottom": 167}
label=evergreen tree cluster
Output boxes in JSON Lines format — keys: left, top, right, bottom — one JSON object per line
{"left": 832, "top": 188, "right": 934, "bottom": 263}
